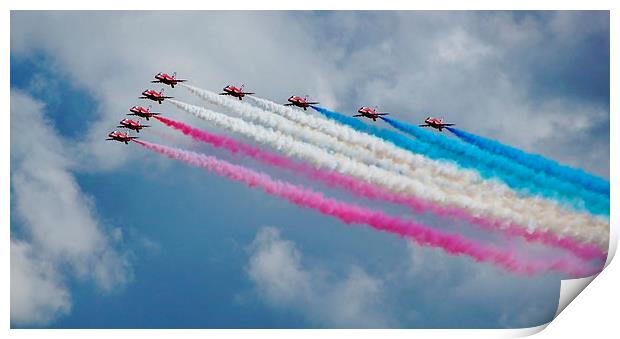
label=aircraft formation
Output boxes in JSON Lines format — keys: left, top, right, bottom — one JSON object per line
{"left": 106, "top": 72, "right": 455, "bottom": 144}
{"left": 102, "top": 71, "right": 609, "bottom": 279}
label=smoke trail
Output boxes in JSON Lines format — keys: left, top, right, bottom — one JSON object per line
{"left": 243, "top": 93, "right": 480, "bottom": 185}
{"left": 133, "top": 139, "right": 599, "bottom": 277}
{"left": 181, "top": 85, "right": 609, "bottom": 243}
{"left": 153, "top": 115, "right": 606, "bottom": 261}
{"left": 309, "top": 106, "right": 607, "bottom": 216}
{"left": 445, "top": 127, "right": 609, "bottom": 196}
{"left": 189, "top": 85, "right": 604, "bottom": 219}
{"left": 380, "top": 116, "right": 608, "bottom": 216}
{"left": 181, "top": 84, "right": 464, "bottom": 193}
{"left": 167, "top": 99, "right": 609, "bottom": 248}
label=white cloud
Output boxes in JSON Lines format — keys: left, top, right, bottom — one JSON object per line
{"left": 435, "top": 27, "right": 494, "bottom": 68}
{"left": 247, "top": 227, "right": 312, "bottom": 305}
{"left": 10, "top": 90, "right": 131, "bottom": 325}
{"left": 247, "top": 227, "right": 394, "bottom": 328}
{"left": 403, "top": 242, "right": 558, "bottom": 328}
{"left": 10, "top": 240, "right": 71, "bottom": 326}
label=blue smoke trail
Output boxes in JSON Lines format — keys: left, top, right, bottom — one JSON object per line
{"left": 446, "top": 127, "right": 609, "bottom": 196}
{"left": 311, "top": 106, "right": 609, "bottom": 217}
{"left": 380, "top": 115, "right": 609, "bottom": 216}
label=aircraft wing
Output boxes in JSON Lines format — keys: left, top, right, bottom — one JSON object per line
{"left": 151, "top": 80, "right": 161, "bottom": 83}
{"left": 106, "top": 138, "right": 114, "bottom": 140}
{"left": 284, "top": 103, "right": 294, "bottom": 106}
{"left": 418, "top": 124, "right": 431, "bottom": 127}
{"left": 307, "top": 102, "right": 320, "bottom": 105}
{"left": 219, "top": 93, "right": 229, "bottom": 95}
{"left": 242, "top": 92, "right": 255, "bottom": 95}
{"left": 353, "top": 114, "right": 364, "bottom": 117}
{"left": 176, "top": 79, "right": 188, "bottom": 82}
{"left": 441, "top": 123, "right": 455, "bottom": 126}
{"left": 161, "top": 96, "right": 174, "bottom": 99}
{"left": 376, "top": 113, "right": 390, "bottom": 116}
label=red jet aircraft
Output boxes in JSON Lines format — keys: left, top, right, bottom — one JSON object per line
{"left": 219, "top": 84, "right": 254, "bottom": 100}
{"left": 151, "top": 72, "right": 187, "bottom": 88}
{"left": 353, "top": 107, "right": 390, "bottom": 121}
{"left": 140, "top": 88, "right": 173, "bottom": 104}
{"left": 106, "top": 131, "right": 138, "bottom": 144}
{"left": 127, "top": 105, "right": 161, "bottom": 120}
{"left": 418, "top": 117, "right": 455, "bottom": 131}
{"left": 284, "top": 95, "right": 320, "bottom": 110}
{"left": 118, "top": 118, "right": 150, "bottom": 133}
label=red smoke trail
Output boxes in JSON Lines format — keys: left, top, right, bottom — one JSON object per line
{"left": 133, "top": 139, "right": 598, "bottom": 277}
{"left": 154, "top": 116, "right": 605, "bottom": 262}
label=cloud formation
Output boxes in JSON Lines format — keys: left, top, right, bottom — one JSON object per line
{"left": 10, "top": 90, "right": 132, "bottom": 326}
{"left": 401, "top": 242, "right": 559, "bottom": 328}
{"left": 10, "top": 240, "right": 71, "bottom": 325}
{"left": 247, "top": 227, "right": 393, "bottom": 328}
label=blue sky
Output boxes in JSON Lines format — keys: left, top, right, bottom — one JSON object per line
{"left": 10, "top": 11, "right": 609, "bottom": 328}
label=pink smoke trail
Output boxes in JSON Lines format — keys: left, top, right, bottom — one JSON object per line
{"left": 133, "top": 139, "right": 598, "bottom": 277}
{"left": 154, "top": 116, "right": 605, "bottom": 262}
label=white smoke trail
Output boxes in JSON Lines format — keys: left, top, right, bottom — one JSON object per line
{"left": 185, "top": 84, "right": 475, "bottom": 186}
{"left": 183, "top": 86, "right": 475, "bottom": 195}
{"left": 245, "top": 92, "right": 481, "bottom": 180}
{"left": 168, "top": 98, "right": 609, "bottom": 247}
